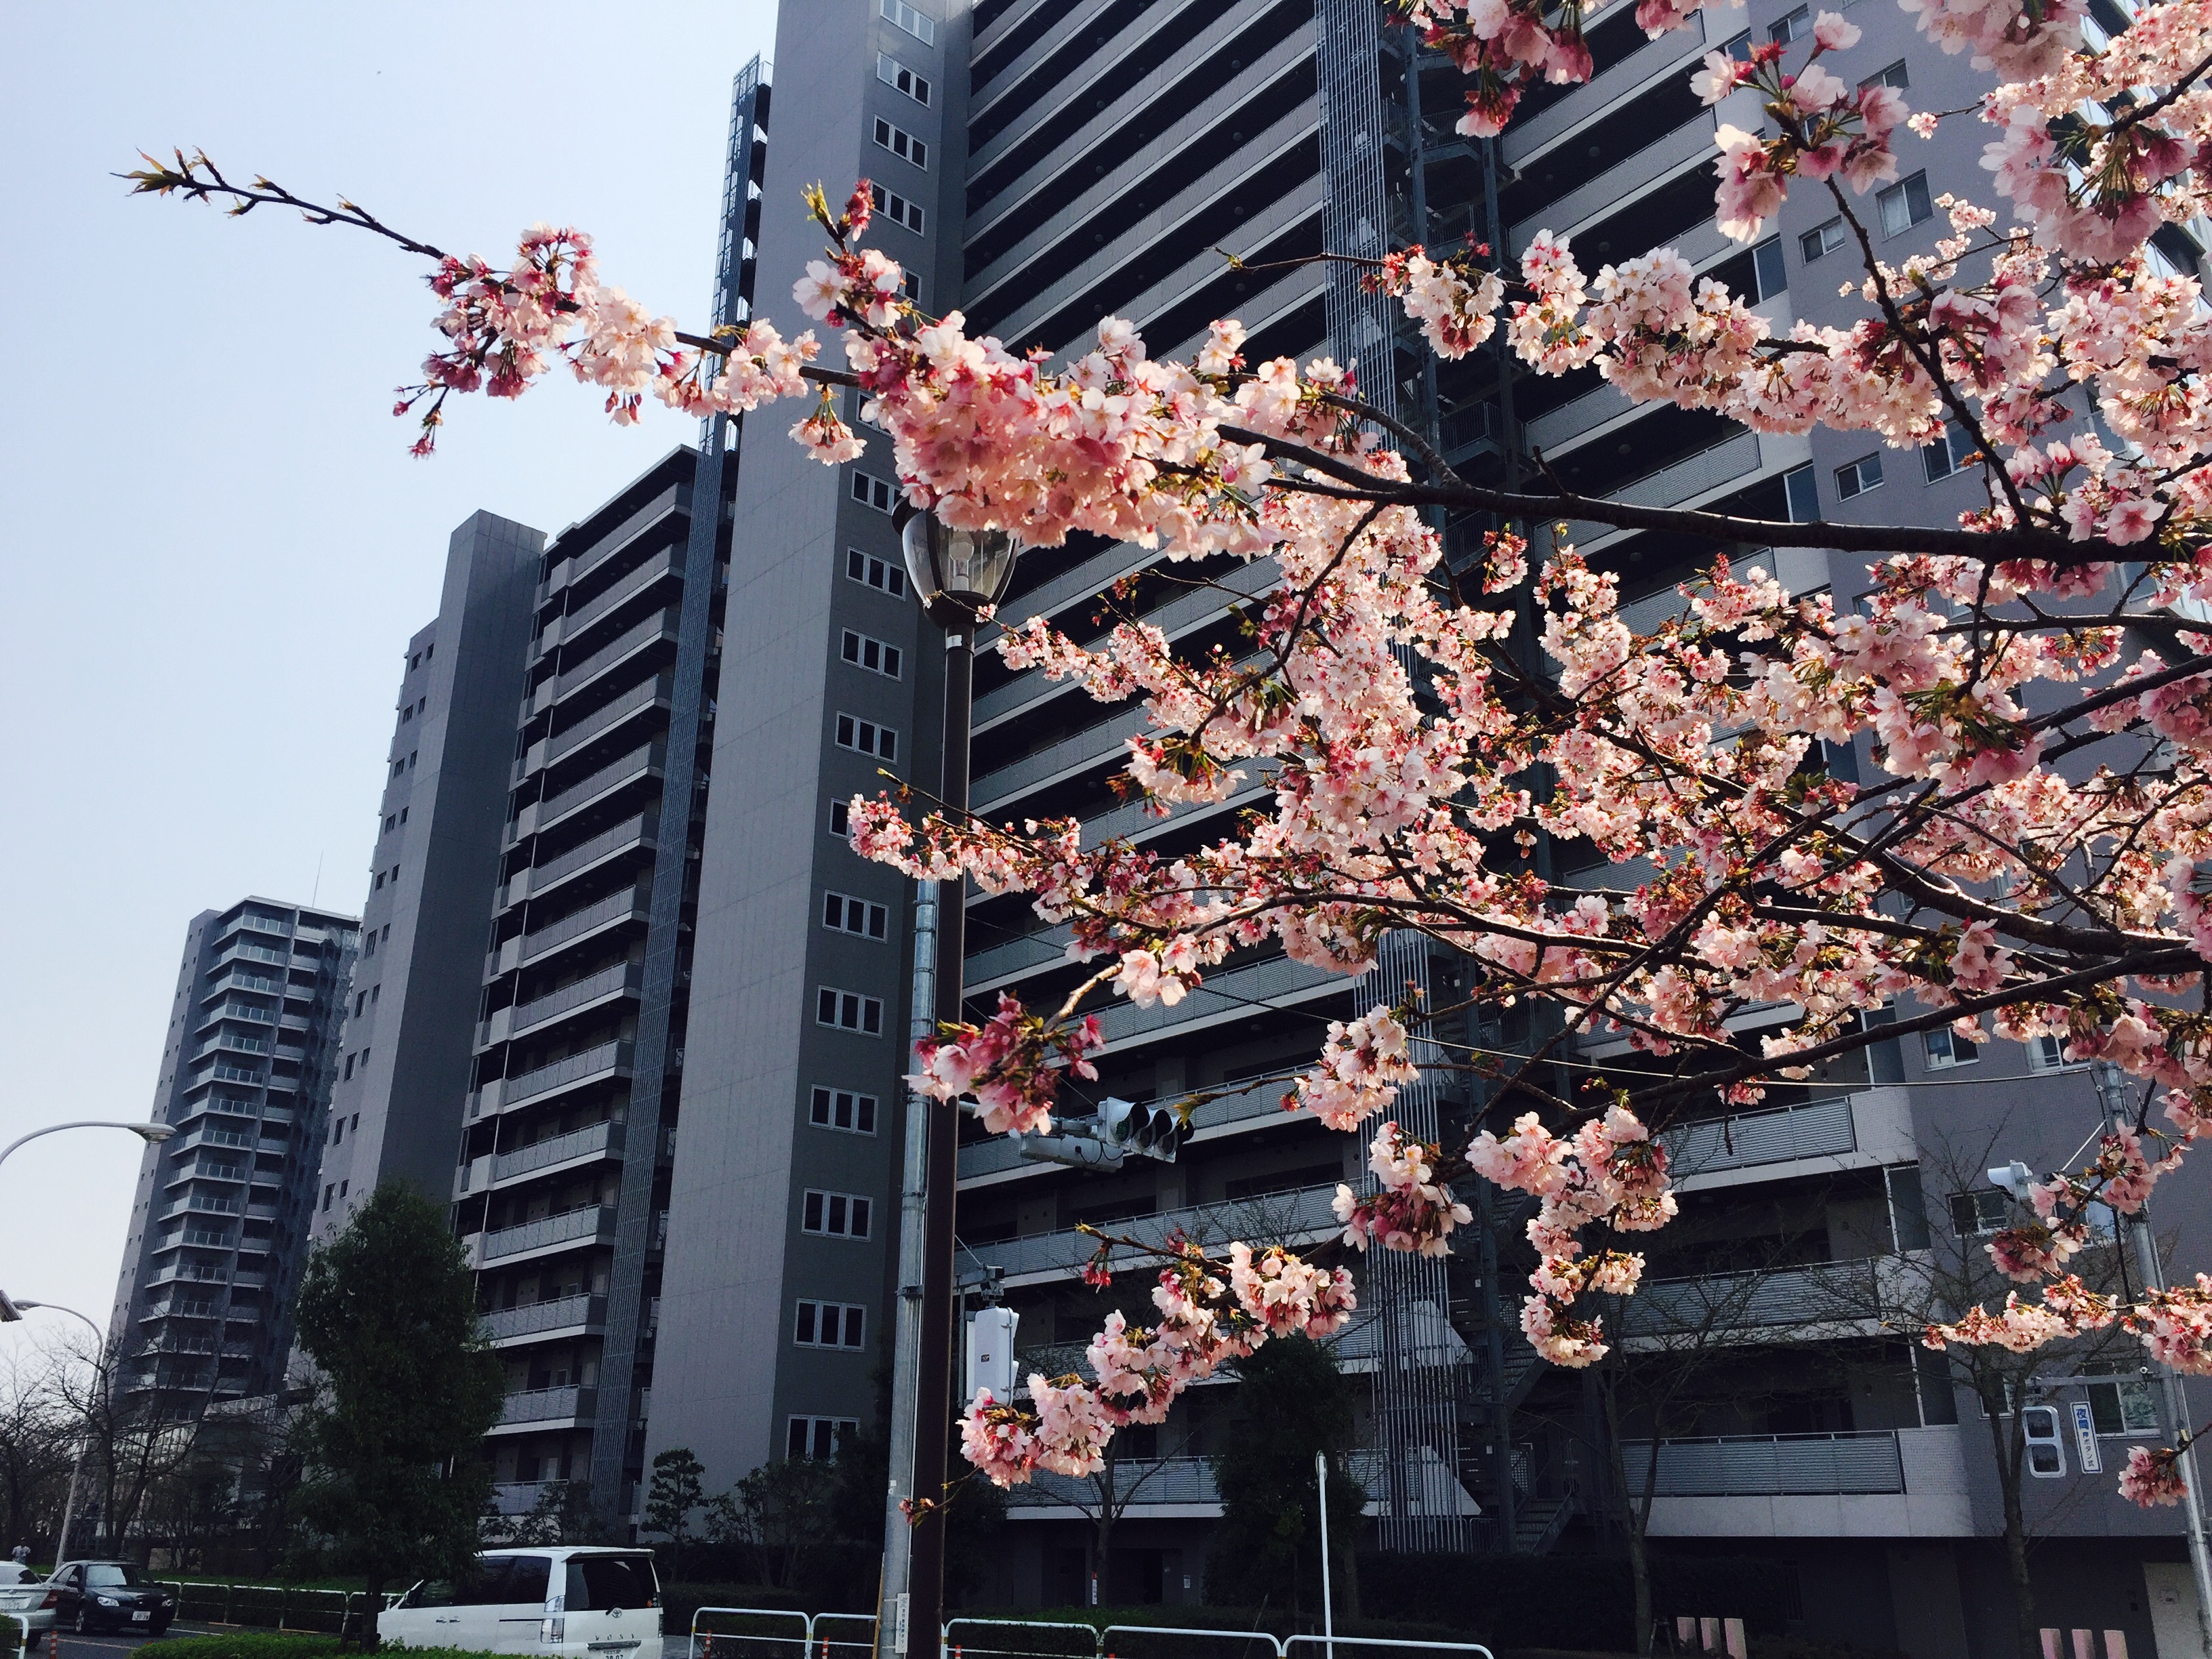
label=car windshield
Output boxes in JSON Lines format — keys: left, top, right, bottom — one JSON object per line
{"left": 85, "top": 1566, "right": 144, "bottom": 1588}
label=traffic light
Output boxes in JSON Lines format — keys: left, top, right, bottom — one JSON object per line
{"left": 1097, "top": 1097, "right": 1189, "bottom": 1162}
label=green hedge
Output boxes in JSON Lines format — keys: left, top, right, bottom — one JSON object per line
{"left": 139, "top": 1641, "right": 510, "bottom": 1659}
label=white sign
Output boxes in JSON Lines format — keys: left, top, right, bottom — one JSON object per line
{"left": 2070, "top": 1400, "right": 2103, "bottom": 1473}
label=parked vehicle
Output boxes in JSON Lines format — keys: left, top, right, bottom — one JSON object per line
{"left": 0, "top": 1574, "right": 56, "bottom": 1651}
{"left": 382, "top": 1547, "right": 659, "bottom": 1656}
{"left": 41, "top": 1562, "right": 174, "bottom": 1636}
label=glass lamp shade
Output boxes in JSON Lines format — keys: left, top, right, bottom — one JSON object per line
{"left": 900, "top": 514, "right": 1024, "bottom": 628}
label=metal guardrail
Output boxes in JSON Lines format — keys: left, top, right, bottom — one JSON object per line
{"left": 939, "top": 1618, "right": 1495, "bottom": 1659}
{"left": 157, "top": 1580, "right": 369, "bottom": 1637}
{"left": 1620, "top": 1429, "right": 1906, "bottom": 1495}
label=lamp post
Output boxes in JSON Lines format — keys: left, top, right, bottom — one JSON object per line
{"left": 0, "top": 1121, "right": 174, "bottom": 1176}
{"left": 0, "top": 1296, "right": 105, "bottom": 1566}
{"left": 876, "top": 511, "right": 1024, "bottom": 1659}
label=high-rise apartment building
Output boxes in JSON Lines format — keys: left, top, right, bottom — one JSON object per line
{"left": 110, "top": 898, "right": 356, "bottom": 1410}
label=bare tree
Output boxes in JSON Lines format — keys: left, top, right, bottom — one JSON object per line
{"left": 44, "top": 1332, "right": 212, "bottom": 1560}
{"left": 0, "top": 1346, "right": 73, "bottom": 1559}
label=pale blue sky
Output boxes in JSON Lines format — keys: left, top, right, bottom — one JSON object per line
{"left": 0, "top": 2, "right": 779, "bottom": 1332}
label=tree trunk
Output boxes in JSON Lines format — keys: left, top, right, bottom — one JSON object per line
{"left": 1981, "top": 1387, "right": 2038, "bottom": 1659}
{"left": 359, "top": 1573, "right": 383, "bottom": 1651}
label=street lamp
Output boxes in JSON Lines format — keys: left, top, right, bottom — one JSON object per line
{"left": 878, "top": 510, "right": 1025, "bottom": 1659}
{"left": 0, "top": 1296, "right": 104, "bottom": 1567}
{"left": 0, "top": 1121, "right": 173, "bottom": 1174}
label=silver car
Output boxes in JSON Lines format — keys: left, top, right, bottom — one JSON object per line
{"left": 0, "top": 1576, "right": 56, "bottom": 1653}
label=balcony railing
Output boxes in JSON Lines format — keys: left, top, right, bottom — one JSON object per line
{"left": 498, "top": 1385, "right": 596, "bottom": 1425}
{"left": 960, "top": 1181, "right": 1343, "bottom": 1282}
{"left": 488, "top": 1040, "right": 632, "bottom": 1115}
{"left": 483, "top": 1292, "right": 606, "bottom": 1343}
{"left": 1620, "top": 1429, "right": 1904, "bottom": 1496}
{"left": 491, "top": 963, "right": 643, "bottom": 1048}
{"left": 1660, "top": 1096, "right": 1856, "bottom": 1179}
{"left": 479, "top": 1205, "right": 617, "bottom": 1264}
{"left": 500, "top": 889, "right": 651, "bottom": 977}
{"left": 549, "top": 609, "right": 678, "bottom": 705}
{"left": 493, "top": 1120, "right": 623, "bottom": 1185}
{"left": 508, "top": 815, "right": 655, "bottom": 905}
{"left": 540, "top": 672, "right": 673, "bottom": 770}
{"left": 512, "top": 743, "right": 661, "bottom": 843}
{"left": 1619, "top": 1258, "right": 1883, "bottom": 1336}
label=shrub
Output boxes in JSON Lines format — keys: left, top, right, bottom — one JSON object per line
{"left": 136, "top": 1638, "right": 344, "bottom": 1659}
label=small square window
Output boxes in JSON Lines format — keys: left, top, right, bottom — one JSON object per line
{"left": 1782, "top": 463, "right": 1820, "bottom": 523}
{"left": 829, "top": 800, "right": 853, "bottom": 837}
{"left": 1922, "top": 422, "right": 1978, "bottom": 482}
{"left": 1924, "top": 1023, "right": 1982, "bottom": 1069}
{"left": 1768, "top": 4, "right": 1810, "bottom": 41}
{"left": 1948, "top": 1188, "right": 2011, "bottom": 1236}
{"left": 1751, "top": 237, "right": 1786, "bottom": 302}
{"left": 1835, "top": 453, "right": 1885, "bottom": 499}
{"left": 1799, "top": 218, "right": 1849, "bottom": 264}
{"left": 2085, "top": 1376, "right": 2160, "bottom": 1435}
{"left": 2026, "top": 1032, "right": 2073, "bottom": 1071}
{"left": 1877, "top": 171, "right": 1935, "bottom": 237}
{"left": 1862, "top": 60, "right": 1910, "bottom": 90}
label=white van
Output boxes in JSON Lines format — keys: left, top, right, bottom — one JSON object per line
{"left": 382, "top": 1547, "right": 661, "bottom": 1656}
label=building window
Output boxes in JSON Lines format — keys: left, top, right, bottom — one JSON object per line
{"left": 828, "top": 800, "right": 853, "bottom": 838}
{"left": 1948, "top": 1187, "right": 2011, "bottom": 1237}
{"left": 2084, "top": 1375, "right": 2160, "bottom": 1435}
{"left": 811, "top": 1086, "right": 880, "bottom": 1134}
{"left": 1878, "top": 171, "right": 1935, "bottom": 236}
{"left": 1862, "top": 60, "right": 1910, "bottom": 89}
{"left": 2026, "top": 1031, "right": 2074, "bottom": 1071}
{"left": 873, "top": 116, "right": 928, "bottom": 171}
{"left": 1800, "top": 216, "right": 1848, "bottom": 264}
{"left": 1922, "top": 421, "right": 1978, "bottom": 482}
{"left": 788, "top": 1415, "right": 862, "bottom": 1459}
{"left": 880, "top": 0, "right": 935, "bottom": 43}
{"left": 343, "top": 1054, "right": 355, "bottom": 1081}
{"left": 1768, "top": 3, "right": 1811, "bottom": 41}
{"left": 847, "top": 548, "right": 908, "bottom": 597}
{"left": 851, "top": 472, "right": 897, "bottom": 514}
{"left": 842, "top": 629, "right": 903, "bottom": 679}
{"left": 2022, "top": 1405, "right": 2066, "bottom": 1476}
{"left": 877, "top": 52, "right": 930, "bottom": 106}
{"left": 835, "top": 713, "right": 899, "bottom": 761}
{"left": 1923, "top": 1023, "right": 1980, "bottom": 1069}
{"left": 823, "top": 891, "right": 890, "bottom": 940}
{"left": 1835, "top": 453, "right": 1885, "bottom": 499}
{"left": 323, "top": 1184, "right": 335, "bottom": 1212}
{"left": 802, "top": 1189, "right": 874, "bottom": 1239}
{"left": 869, "top": 184, "right": 925, "bottom": 235}
{"left": 1750, "top": 237, "right": 1786, "bottom": 302}
{"left": 1782, "top": 464, "right": 1819, "bottom": 523}
{"left": 1720, "top": 28, "right": 1753, "bottom": 58}
{"left": 794, "top": 1300, "right": 868, "bottom": 1348}
{"left": 817, "top": 987, "right": 885, "bottom": 1035}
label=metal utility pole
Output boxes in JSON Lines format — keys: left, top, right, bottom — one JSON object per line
{"left": 2093, "top": 1061, "right": 2212, "bottom": 1654}
{"left": 875, "top": 516, "right": 1025, "bottom": 1659}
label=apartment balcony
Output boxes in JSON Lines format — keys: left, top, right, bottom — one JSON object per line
{"left": 972, "top": 701, "right": 1151, "bottom": 814}
{"left": 538, "top": 484, "right": 684, "bottom": 602}
{"left": 1618, "top": 1257, "right": 1887, "bottom": 1339}
{"left": 470, "top": 1040, "right": 633, "bottom": 1120}
{"left": 508, "top": 742, "right": 663, "bottom": 846}
{"left": 478, "top": 963, "right": 645, "bottom": 1053}
{"left": 1006, "top": 1446, "right": 1477, "bottom": 1521}
{"left": 146, "top": 1263, "right": 229, "bottom": 1290}
{"left": 962, "top": 1180, "right": 1341, "bottom": 1288}
{"left": 201, "top": 1063, "right": 266, "bottom": 1088}
{"left": 500, "top": 814, "right": 657, "bottom": 909}
{"left": 177, "top": 1126, "right": 256, "bottom": 1155}
{"left": 210, "top": 940, "right": 290, "bottom": 972}
{"left": 489, "top": 1385, "right": 598, "bottom": 1433}
{"left": 535, "top": 543, "right": 680, "bottom": 655}
{"left": 533, "top": 609, "right": 680, "bottom": 716}
{"left": 162, "top": 1194, "right": 243, "bottom": 1221}
{"left": 1637, "top": 1425, "right": 1972, "bottom": 1538}
{"left": 483, "top": 1292, "right": 608, "bottom": 1349}
{"left": 1557, "top": 428, "right": 1767, "bottom": 550}
{"left": 1510, "top": 108, "right": 1717, "bottom": 250}
{"left": 518, "top": 672, "right": 674, "bottom": 780}
{"left": 489, "top": 1479, "right": 560, "bottom": 1515}
{"left": 165, "top": 1160, "right": 248, "bottom": 1190}
{"left": 194, "top": 1033, "right": 270, "bottom": 1060}
{"left": 455, "top": 1120, "right": 626, "bottom": 1199}
{"left": 471, "top": 1204, "right": 619, "bottom": 1269}
{"left": 485, "top": 889, "right": 653, "bottom": 983}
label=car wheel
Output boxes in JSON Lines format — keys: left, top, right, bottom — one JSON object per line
{"left": 72, "top": 1608, "right": 90, "bottom": 1635}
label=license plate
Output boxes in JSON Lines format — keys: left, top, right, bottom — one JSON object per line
{"left": 132, "top": 1612, "right": 152, "bottom": 1622}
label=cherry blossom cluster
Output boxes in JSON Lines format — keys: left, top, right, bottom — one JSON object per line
{"left": 398, "top": 222, "right": 816, "bottom": 455}
{"left": 908, "top": 991, "right": 1103, "bottom": 1137}
{"left": 959, "top": 1241, "right": 1353, "bottom": 1488}
{"left": 1333, "top": 1122, "right": 1475, "bottom": 1258}
{"left": 1288, "top": 1006, "right": 1422, "bottom": 1129}
{"left": 1366, "top": 247, "right": 1504, "bottom": 360}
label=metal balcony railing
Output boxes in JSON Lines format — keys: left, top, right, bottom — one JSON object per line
{"left": 479, "top": 1206, "right": 617, "bottom": 1264}
{"left": 483, "top": 1293, "right": 606, "bottom": 1343}
{"left": 1660, "top": 1095, "right": 1857, "bottom": 1178}
{"left": 492, "top": 1120, "right": 623, "bottom": 1185}
{"left": 498, "top": 1385, "right": 596, "bottom": 1425}
{"left": 961, "top": 1181, "right": 1343, "bottom": 1282}
{"left": 1620, "top": 1429, "right": 1904, "bottom": 1496}
{"left": 496, "top": 1040, "right": 632, "bottom": 1111}
{"left": 1619, "top": 1257, "right": 1883, "bottom": 1336}
{"left": 512, "top": 890, "right": 651, "bottom": 971}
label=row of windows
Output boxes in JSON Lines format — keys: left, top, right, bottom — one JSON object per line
{"left": 823, "top": 890, "right": 889, "bottom": 939}
{"left": 880, "top": 0, "right": 933, "bottom": 43}
{"left": 1815, "top": 421, "right": 1983, "bottom": 512}
{"left": 873, "top": 116, "right": 928, "bottom": 172}
{"left": 852, "top": 472, "right": 897, "bottom": 514}
{"left": 788, "top": 1415, "right": 860, "bottom": 1460}
{"left": 802, "top": 1189, "right": 874, "bottom": 1238}
{"left": 877, "top": 52, "right": 930, "bottom": 107}
{"left": 848, "top": 548, "right": 907, "bottom": 597}
{"left": 811, "top": 1085, "right": 879, "bottom": 1134}
{"left": 817, "top": 986, "right": 885, "bottom": 1034}
{"left": 795, "top": 1299, "right": 867, "bottom": 1348}
{"left": 842, "top": 628, "right": 902, "bottom": 679}
{"left": 870, "top": 184, "right": 926, "bottom": 235}
{"left": 1800, "top": 171, "right": 1933, "bottom": 264}
{"left": 835, "top": 712, "right": 899, "bottom": 760}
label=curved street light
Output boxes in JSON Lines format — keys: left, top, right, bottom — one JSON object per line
{"left": 880, "top": 510, "right": 1026, "bottom": 1659}
{"left": 0, "top": 1296, "right": 104, "bottom": 1569}
{"left": 0, "top": 1120, "right": 173, "bottom": 1176}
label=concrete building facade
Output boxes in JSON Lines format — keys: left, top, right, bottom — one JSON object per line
{"left": 110, "top": 898, "right": 356, "bottom": 1410}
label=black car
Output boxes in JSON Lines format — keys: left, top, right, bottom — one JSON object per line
{"left": 45, "top": 1562, "right": 174, "bottom": 1635}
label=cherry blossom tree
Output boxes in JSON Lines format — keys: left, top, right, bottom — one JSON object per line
{"left": 131, "top": 0, "right": 2212, "bottom": 1511}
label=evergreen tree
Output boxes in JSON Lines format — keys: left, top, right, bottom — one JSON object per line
{"left": 292, "top": 1185, "right": 505, "bottom": 1644}
{"left": 1204, "top": 1336, "right": 1362, "bottom": 1617}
